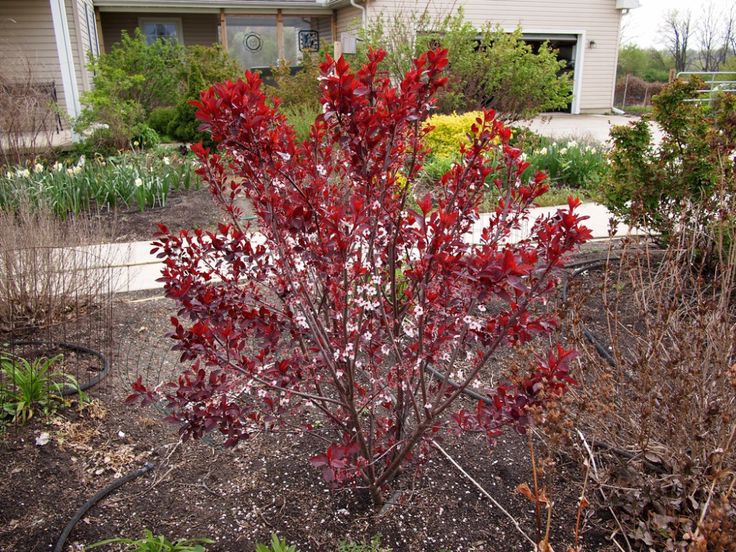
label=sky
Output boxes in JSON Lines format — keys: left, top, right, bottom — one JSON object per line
{"left": 622, "top": 0, "right": 734, "bottom": 49}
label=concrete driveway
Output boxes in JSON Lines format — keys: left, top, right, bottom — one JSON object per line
{"left": 521, "top": 112, "right": 663, "bottom": 145}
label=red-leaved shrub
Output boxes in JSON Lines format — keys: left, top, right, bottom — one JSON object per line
{"left": 129, "top": 49, "right": 591, "bottom": 505}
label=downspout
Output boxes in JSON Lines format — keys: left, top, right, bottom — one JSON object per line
{"left": 350, "top": 0, "right": 366, "bottom": 29}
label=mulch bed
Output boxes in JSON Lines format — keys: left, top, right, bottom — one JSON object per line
{"left": 0, "top": 191, "right": 621, "bottom": 551}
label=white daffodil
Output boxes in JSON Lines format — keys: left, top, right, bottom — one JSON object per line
{"left": 16, "top": 168, "right": 30, "bottom": 178}
{"left": 163, "top": 156, "right": 170, "bottom": 166}
{"left": 559, "top": 147, "right": 568, "bottom": 156}
{"left": 73, "top": 166, "right": 82, "bottom": 175}
{"left": 53, "top": 162, "right": 64, "bottom": 172}
{"left": 33, "top": 163, "right": 44, "bottom": 173}
{"left": 539, "top": 147, "right": 548, "bottom": 155}
{"left": 134, "top": 177, "right": 143, "bottom": 187}
{"left": 66, "top": 168, "right": 75, "bottom": 176}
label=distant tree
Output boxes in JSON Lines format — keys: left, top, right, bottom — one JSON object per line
{"left": 661, "top": 9, "right": 691, "bottom": 73}
{"left": 617, "top": 44, "right": 670, "bottom": 82}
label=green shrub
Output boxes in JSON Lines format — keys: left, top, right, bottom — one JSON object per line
{"left": 148, "top": 107, "right": 177, "bottom": 138}
{"left": 359, "top": 9, "right": 572, "bottom": 120}
{"left": 79, "top": 35, "right": 239, "bottom": 148}
{"left": 165, "top": 44, "right": 241, "bottom": 143}
{"left": 131, "top": 124, "right": 161, "bottom": 149}
{"left": 76, "top": 30, "right": 185, "bottom": 147}
{"left": 601, "top": 77, "right": 735, "bottom": 245}
{"left": 282, "top": 104, "right": 320, "bottom": 142}
{"left": 265, "top": 52, "right": 322, "bottom": 110}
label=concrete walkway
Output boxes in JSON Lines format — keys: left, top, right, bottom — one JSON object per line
{"left": 99, "top": 202, "right": 638, "bottom": 293}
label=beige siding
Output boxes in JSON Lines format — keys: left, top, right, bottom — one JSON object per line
{"left": 100, "top": 12, "right": 219, "bottom": 51}
{"left": 339, "top": 0, "right": 623, "bottom": 112}
{"left": 336, "top": 5, "right": 362, "bottom": 37}
{"left": 0, "top": 0, "right": 68, "bottom": 110}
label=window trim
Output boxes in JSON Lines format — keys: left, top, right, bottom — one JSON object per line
{"left": 138, "top": 17, "right": 184, "bottom": 45}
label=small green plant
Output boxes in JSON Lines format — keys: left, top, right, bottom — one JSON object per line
{"left": 0, "top": 354, "right": 85, "bottom": 423}
{"left": 338, "top": 535, "right": 391, "bottom": 552}
{"left": 255, "top": 534, "right": 298, "bottom": 552}
{"left": 87, "top": 530, "right": 213, "bottom": 551}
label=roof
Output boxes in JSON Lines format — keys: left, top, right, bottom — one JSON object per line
{"left": 94, "top": 0, "right": 331, "bottom": 9}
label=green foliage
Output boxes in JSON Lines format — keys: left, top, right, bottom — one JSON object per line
{"left": 337, "top": 535, "right": 392, "bottom": 552}
{"left": 0, "top": 150, "right": 199, "bottom": 217}
{"left": 617, "top": 44, "right": 671, "bottom": 83}
{"left": 76, "top": 30, "right": 185, "bottom": 148}
{"left": 131, "top": 124, "right": 161, "bottom": 150}
{"left": 147, "top": 107, "right": 177, "bottom": 138}
{"left": 164, "top": 44, "right": 241, "bottom": 143}
{"left": 264, "top": 53, "right": 322, "bottom": 110}
{"left": 88, "top": 529, "right": 213, "bottom": 551}
{"left": 421, "top": 112, "right": 605, "bottom": 197}
{"left": 359, "top": 9, "right": 572, "bottom": 120}
{"left": 282, "top": 104, "right": 321, "bottom": 142}
{"left": 523, "top": 138, "right": 607, "bottom": 190}
{"left": 601, "top": 77, "right": 736, "bottom": 245}
{"left": 255, "top": 534, "right": 298, "bottom": 552}
{"left": 0, "top": 354, "right": 85, "bottom": 424}
{"left": 78, "top": 32, "right": 239, "bottom": 148}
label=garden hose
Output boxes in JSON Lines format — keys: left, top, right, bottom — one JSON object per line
{"left": 3, "top": 339, "right": 110, "bottom": 395}
{"left": 54, "top": 462, "right": 155, "bottom": 552}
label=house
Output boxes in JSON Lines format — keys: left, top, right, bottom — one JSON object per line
{"left": 0, "top": 0, "right": 640, "bottom": 130}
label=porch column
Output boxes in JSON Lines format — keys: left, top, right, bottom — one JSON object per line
{"left": 49, "top": 0, "right": 81, "bottom": 129}
{"left": 219, "top": 9, "right": 228, "bottom": 50}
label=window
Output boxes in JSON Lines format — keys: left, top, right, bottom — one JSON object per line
{"left": 226, "top": 16, "right": 278, "bottom": 69}
{"left": 139, "top": 18, "right": 183, "bottom": 45}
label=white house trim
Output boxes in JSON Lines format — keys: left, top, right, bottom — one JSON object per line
{"left": 49, "top": 0, "right": 82, "bottom": 122}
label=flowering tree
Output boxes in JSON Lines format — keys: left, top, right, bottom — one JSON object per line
{"left": 130, "top": 49, "right": 591, "bottom": 505}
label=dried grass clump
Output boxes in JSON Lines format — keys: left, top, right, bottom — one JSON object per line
{"left": 568, "top": 226, "right": 736, "bottom": 550}
{"left": 0, "top": 200, "right": 116, "bottom": 332}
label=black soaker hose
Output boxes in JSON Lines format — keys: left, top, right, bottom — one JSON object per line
{"left": 5, "top": 340, "right": 110, "bottom": 395}
{"left": 54, "top": 463, "right": 155, "bottom": 552}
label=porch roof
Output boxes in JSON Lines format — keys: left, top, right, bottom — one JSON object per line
{"left": 94, "top": 0, "right": 334, "bottom": 11}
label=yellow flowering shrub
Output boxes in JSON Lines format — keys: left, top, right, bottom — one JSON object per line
{"left": 424, "top": 112, "right": 506, "bottom": 158}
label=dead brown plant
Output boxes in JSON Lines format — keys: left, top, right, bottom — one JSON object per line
{"left": 567, "top": 227, "right": 736, "bottom": 549}
{"left": 0, "top": 52, "right": 59, "bottom": 167}
{"left": 0, "top": 198, "right": 117, "bottom": 333}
